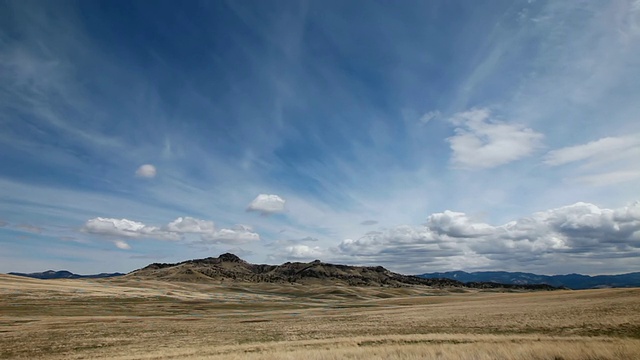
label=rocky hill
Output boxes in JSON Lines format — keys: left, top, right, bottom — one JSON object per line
{"left": 128, "top": 253, "right": 559, "bottom": 290}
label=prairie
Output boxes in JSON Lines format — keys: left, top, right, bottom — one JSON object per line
{"left": 1, "top": 274, "right": 639, "bottom": 359}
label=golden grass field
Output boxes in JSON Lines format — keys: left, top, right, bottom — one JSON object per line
{"left": 1, "top": 274, "right": 639, "bottom": 359}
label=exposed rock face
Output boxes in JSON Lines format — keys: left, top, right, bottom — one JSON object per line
{"left": 218, "top": 253, "right": 243, "bottom": 263}
{"left": 128, "top": 254, "right": 559, "bottom": 290}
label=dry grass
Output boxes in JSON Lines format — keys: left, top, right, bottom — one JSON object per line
{"left": 1, "top": 274, "right": 639, "bottom": 359}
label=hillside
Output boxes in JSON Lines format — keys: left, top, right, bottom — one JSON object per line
{"left": 128, "top": 253, "right": 557, "bottom": 290}
{"left": 417, "top": 270, "right": 640, "bottom": 290}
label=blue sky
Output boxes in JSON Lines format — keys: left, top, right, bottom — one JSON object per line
{"left": 1, "top": 0, "right": 639, "bottom": 275}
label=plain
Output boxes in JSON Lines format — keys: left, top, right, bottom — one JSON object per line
{"left": 1, "top": 274, "right": 639, "bottom": 359}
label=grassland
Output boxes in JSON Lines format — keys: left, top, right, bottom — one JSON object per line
{"left": 1, "top": 274, "right": 639, "bottom": 359}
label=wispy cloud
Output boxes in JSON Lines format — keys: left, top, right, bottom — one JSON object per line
{"left": 544, "top": 134, "right": 640, "bottom": 187}
{"left": 16, "top": 224, "right": 43, "bottom": 234}
{"left": 419, "top": 110, "right": 440, "bottom": 125}
{"left": 447, "top": 108, "right": 543, "bottom": 169}
{"left": 544, "top": 136, "right": 640, "bottom": 166}
{"left": 573, "top": 171, "right": 640, "bottom": 187}
{"left": 1, "top": 0, "right": 639, "bottom": 274}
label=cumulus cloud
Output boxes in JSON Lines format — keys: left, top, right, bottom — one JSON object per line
{"left": 532, "top": 202, "right": 640, "bottom": 246}
{"left": 337, "top": 227, "right": 446, "bottom": 257}
{"left": 83, "top": 217, "right": 180, "bottom": 240}
{"left": 247, "top": 194, "right": 286, "bottom": 215}
{"left": 135, "top": 164, "right": 157, "bottom": 178}
{"left": 166, "top": 217, "right": 215, "bottom": 234}
{"left": 284, "top": 244, "right": 324, "bottom": 260}
{"left": 201, "top": 224, "right": 260, "bottom": 244}
{"left": 83, "top": 216, "right": 261, "bottom": 246}
{"left": 114, "top": 240, "right": 131, "bottom": 250}
{"left": 266, "top": 237, "right": 324, "bottom": 262}
{"left": 426, "top": 211, "right": 494, "bottom": 238}
{"left": 334, "top": 201, "right": 640, "bottom": 273}
{"left": 447, "top": 108, "right": 543, "bottom": 169}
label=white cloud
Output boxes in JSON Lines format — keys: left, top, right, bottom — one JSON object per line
{"left": 83, "top": 217, "right": 180, "bottom": 240}
{"left": 265, "top": 236, "right": 324, "bottom": 262}
{"left": 135, "top": 164, "right": 157, "bottom": 178}
{"left": 334, "top": 201, "right": 640, "bottom": 273}
{"left": 247, "top": 194, "right": 286, "bottom": 215}
{"left": 201, "top": 225, "right": 260, "bottom": 244}
{"left": 544, "top": 135, "right": 640, "bottom": 166}
{"left": 333, "top": 226, "right": 468, "bottom": 271}
{"left": 166, "top": 217, "right": 215, "bottom": 234}
{"left": 336, "top": 226, "right": 448, "bottom": 259}
{"left": 544, "top": 135, "right": 640, "bottom": 187}
{"left": 265, "top": 236, "right": 319, "bottom": 249}
{"left": 84, "top": 217, "right": 146, "bottom": 237}
{"left": 114, "top": 240, "right": 131, "bottom": 250}
{"left": 426, "top": 211, "right": 494, "bottom": 238}
{"left": 447, "top": 108, "right": 543, "bottom": 169}
{"left": 283, "top": 244, "right": 324, "bottom": 260}
{"left": 84, "top": 216, "right": 261, "bottom": 246}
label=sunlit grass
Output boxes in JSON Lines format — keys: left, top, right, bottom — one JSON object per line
{"left": 1, "top": 274, "right": 639, "bottom": 359}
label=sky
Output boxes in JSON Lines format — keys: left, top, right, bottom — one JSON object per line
{"left": 1, "top": 0, "right": 639, "bottom": 276}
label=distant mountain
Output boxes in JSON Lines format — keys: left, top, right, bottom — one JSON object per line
{"left": 416, "top": 271, "right": 640, "bottom": 290}
{"left": 127, "top": 253, "right": 558, "bottom": 290}
{"left": 8, "top": 270, "right": 125, "bottom": 280}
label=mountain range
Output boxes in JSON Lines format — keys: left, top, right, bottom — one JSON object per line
{"left": 8, "top": 270, "right": 124, "bottom": 280}
{"left": 416, "top": 271, "right": 640, "bottom": 290}
{"left": 7, "top": 255, "right": 639, "bottom": 290}
{"left": 124, "top": 253, "right": 556, "bottom": 290}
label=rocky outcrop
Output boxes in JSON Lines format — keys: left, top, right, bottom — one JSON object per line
{"left": 128, "top": 254, "right": 560, "bottom": 290}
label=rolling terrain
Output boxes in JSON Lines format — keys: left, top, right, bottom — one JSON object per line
{"left": 8, "top": 270, "right": 124, "bottom": 280}
{"left": 1, "top": 273, "right": 639, "bottom": 359}
{"left": 417, "top": 270, "right": 640, "bottom": 289}
{"left": 126, "top": 253, "right": 558, "bottom": 290}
